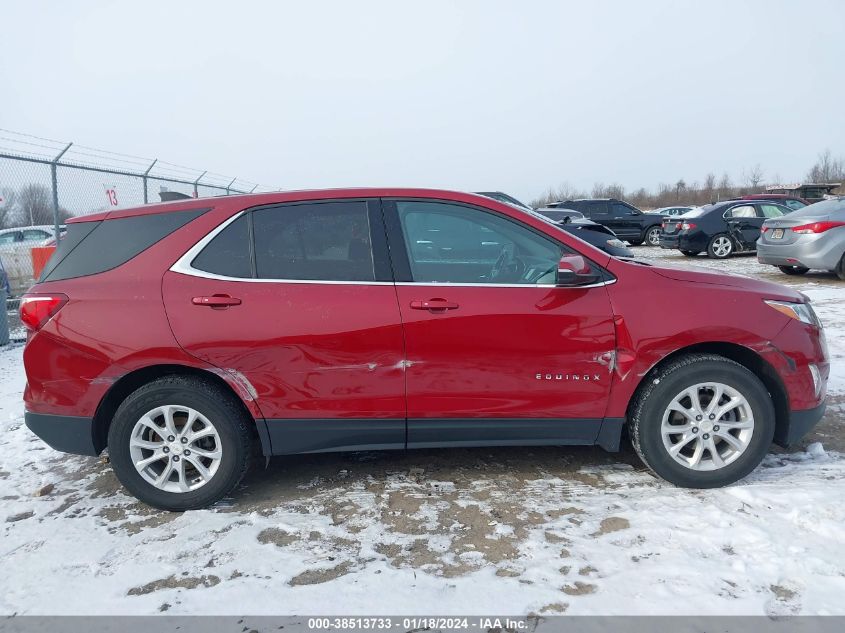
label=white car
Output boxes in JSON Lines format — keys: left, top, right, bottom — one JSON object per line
{"left": 0, "top": 225, "right": 62, "bottom": 294}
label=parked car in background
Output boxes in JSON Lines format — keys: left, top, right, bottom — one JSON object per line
{"left": 547, "top": 198, "right": 664, "bottom": 246}
{"left": 757, "top": 197, "right": 845, "bottom": 278}
{"left": 651, "top": 206, "right": 694, "bottom": 217}
{"left": 21, "top": 188, "right": 828, "bottom": 509}
{"left": 0, "top": 225, "right": 63, "bottom": 294}
{"left": 533, "top": 207, "right": 586, "bottom": 223}
{"left": 661, "top": 201, "right": 791, "bottom": 258}
{"left": 765, "top": 183, "right": 841, "bottom": 204}
{"left": 474, "top": 191, "right": 533, "bottom": 211}
{"left": 736, "top": 194, "right": 808, "bottom": 212}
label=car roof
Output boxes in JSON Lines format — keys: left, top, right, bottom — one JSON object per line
{"left": 66, "top": 188, "right": 506, "bottom": 223}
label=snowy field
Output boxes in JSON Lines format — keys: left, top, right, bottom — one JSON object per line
{"left": 1, "top": 248, "right": 844, "bottom": 616}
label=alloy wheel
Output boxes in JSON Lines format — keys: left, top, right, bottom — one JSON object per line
{"left": 711, "top": 236, "right": 732, "bottom": 257}
{"left": 129, "top": 405, "right": 222, "bottom": 493}
{"left": 647, "top": 227, "right": 661, "bottom": 246}
{"left": 660, "top": 382, "right": 754, "bottom": 471}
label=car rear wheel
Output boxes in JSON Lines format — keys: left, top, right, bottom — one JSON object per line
{"left": 108, "top": 375, "right": 254, "bottom": 511}
{"left": 680, "top": 250, "right": 700, "bottom": 257}
{"left": 778, "top": 265, "right": 810, "bottom": 276}
{"left": 629, "top": 354, "right": 774, "bottom": 488}
{"left": 836, "top": 253, "right": 845, "bottom": 281}
{"left": 646, "top": 227, "right": 662, "bottom": 246}
{"left": 707, "top": 234, "right": 734, "bottom": 259}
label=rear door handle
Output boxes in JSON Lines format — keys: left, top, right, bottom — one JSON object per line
{"left": 410, "top": 298, "right": 459, "bottom": 312}
{"left": 192, "top": 294, "right": 242, "bottom": 308}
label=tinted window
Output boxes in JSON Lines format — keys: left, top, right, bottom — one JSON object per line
{"left": 192, "top": 214, "right": 252, "bottom": 278}
{"left": 41, "top": 208, "right": 208, "bottom": 282}
{"left": 253, "top": 201, "right": 375, "bottom": 282}
{"left": 586, "top": 201, "right": 609, "bottom": 217}
{"left": 397, "top": 201, "right": 561, "bottom": 285}
{"left": 610, "top": 202, "right": 634, "bottom": 218}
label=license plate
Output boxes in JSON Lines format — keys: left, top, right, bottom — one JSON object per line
{"left": 771, "top": 228, "right": 784, "bottom": 239}
{"left": 665, "top": 225, "right": 676, "bottom": 234}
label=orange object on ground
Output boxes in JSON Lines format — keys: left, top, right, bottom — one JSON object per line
{"left": 31, "top": 246, "right": 56, "bottom": 280}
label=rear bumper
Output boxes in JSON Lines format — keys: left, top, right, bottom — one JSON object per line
{"left": 757, "top": 232, "right": 845, "bottom": 270}
{"left": 774, "top": 401, "right": 827, "bottom": 448}
{"left": 24, "top": 411, "right": 99, "bottom": 456}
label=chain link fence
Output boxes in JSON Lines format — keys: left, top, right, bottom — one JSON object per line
{"left": 1, "top": 129, "right": 274, "bottom": 342}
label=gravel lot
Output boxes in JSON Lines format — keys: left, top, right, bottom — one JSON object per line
{"left": 1, "top": 247, "right": 843, "bottom": 615}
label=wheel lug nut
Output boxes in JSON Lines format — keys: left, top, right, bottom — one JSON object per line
{"left": 713, "top": 425, "right": 720, "bottom": 432}
{"left": 181, "top": 437, "right": 188, "bottom": 444}
{"left": 695, "top": 415, "right": 702, "bottom": 421}
{"left": 184, "top": 449, "right": 191, "bottom": 456}
{"left": 703, "top": 433, "right": 710, "bottom": 440}
{"left": 167, "top": 435, "right": 175, "bottom": 442}
{"left": 172, "top": 455, "right": 180, "bottom": 462}
{"left": 692, "top": 427, "right": 699, "bottom": 434}
{"left": 709, "top": 415, "right": 715, "bottom": 420}
{"left": 163, "top": 446, "right": 170, "bottom": 453}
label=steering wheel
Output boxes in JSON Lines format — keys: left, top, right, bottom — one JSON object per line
{"left": 491, "top": 244, "right": 520, "bottom": 281}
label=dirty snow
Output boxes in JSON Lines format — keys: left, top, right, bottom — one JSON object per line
{"left": 1, "top": 249, "right": 844, "bottom": 616}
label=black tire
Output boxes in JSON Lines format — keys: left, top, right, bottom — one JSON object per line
{"left": 628, "top": 354, "right": 775, "bottom": 488}
{"left": 108, "top": 375, "right": 254, "bottom": 511}
{"left": 680, "top": 250, "right": 700, "bottom": 257}
{"left": 706, "top": 234, "right": 734, "bottom": 259}
{"left": 645, "top": 226, "right": 662, "bottom": 247}
{"left": 628, "top": 239, "right": 644, "bottom": 246}
{"left": 836, "top": 253, "right": 845, "bottom": 281}
{"left": 778, "top": 265, "right": 810, "bottom": 276}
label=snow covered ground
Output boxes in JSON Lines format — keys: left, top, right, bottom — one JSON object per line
{"left": 1, "top": 249, "right": 844, "bottom": 616}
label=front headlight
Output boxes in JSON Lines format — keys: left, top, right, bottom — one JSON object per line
{"left": 764, "top": 300, "right": 822, "bottom": 328}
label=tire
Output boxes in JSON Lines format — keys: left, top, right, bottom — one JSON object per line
{"left": 628, "top": 239, "right": 644, "bottom": 246}
{"left": 680, "top": 250, "right": 700, "bottom": 257}
{"left": 628, "top": 354, "right": 775, "bottom": 488}
{"left": 778, "top": 265, "right": 809, "bottom": 276}
{"left": 646, "top": 226, "right": 662, "bottom": 246}
{"left": 836, "top": 253, "right": 845, "bottom": 281}
{"left": 108, "top": 376, "right": 254, "bottom": 511}
{"left": 707, "top": 234, "right": 734, "bottom": 259}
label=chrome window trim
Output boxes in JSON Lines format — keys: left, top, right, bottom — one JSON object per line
{"left": 171, "top": 211, "right": 617, "bottom": 290}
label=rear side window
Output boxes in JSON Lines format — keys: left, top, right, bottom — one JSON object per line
{"left": 726, "top": 205, "right": 756, "bottom": 218}
{"left": 191, "top": 214, "right": 252, "bottom": 278}
{"left": 586, "top": 201, "right": 609, "bottom": 216}
{"left": 760, "top": 204, "right": 786, "bottom": 219}
{"left": 253, "top": 201, "right": 375, "bottom": 281}
{"left": 41, "top": 208, "right": 208, "bottom": 282}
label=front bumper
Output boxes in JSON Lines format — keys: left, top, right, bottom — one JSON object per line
{"left": 774, "top": 400, "right": 827, "bottom": 447}
{"left": 757, "top": 231, "right": 845, "bottom": 270}
{"left": 25, "top": 411, "right": 100, "bottom": 456}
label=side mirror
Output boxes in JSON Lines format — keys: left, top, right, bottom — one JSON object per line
{"left": 557, "top": 254, "right": 601, "bottom": 287}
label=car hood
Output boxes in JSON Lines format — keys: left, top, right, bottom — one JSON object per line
{"left": 648, "top": 263, "right": 805, "bottom": 302}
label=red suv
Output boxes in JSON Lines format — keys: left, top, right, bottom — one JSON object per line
{"left": 22, "top": 189, "right": 829, "bottom": 510}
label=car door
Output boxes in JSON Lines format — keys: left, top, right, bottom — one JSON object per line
{"left": 722, "top": 204, "right": 760, "bottom": 249}
{"left": 383, "top": 198, "right": 617, "bottom": 448}
{"left": 162, "top": 199, "right": 407, "bottom": 454}
{"left": 609, "top": 202, "right": 641, "bottom": 239}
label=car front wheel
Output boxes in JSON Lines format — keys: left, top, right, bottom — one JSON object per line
{"left": 629, "top": 354, "right": 774, "bottom": 488}
{"left": 778, "top": 265, "right": 809, "bottom": 275}
{"left": 707, "top": 234, "right": 734, "bottom": 259}
{"left": 108, "top": 376, "right": 254, "bottom": 511}
{"left": 680, "top": 250, "right": 700, "bottom": 257}
{"left": 646, "top": 226, "right": 662, "bottom": 246}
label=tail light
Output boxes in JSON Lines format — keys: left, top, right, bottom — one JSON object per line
{"left": 680, "top": 222, "right": 697, "bottom": 231}
{"left": 19, "top": 294, "right": 68, "bottom": 332}
{"left": 791, "top": 221, "right": 845, "bottom": 234}
{"left": 761, "top": 226, "right": 770, "bottom": 233}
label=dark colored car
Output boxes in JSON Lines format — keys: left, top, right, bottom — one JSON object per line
{"left": 548, "top": 199, "right": 664, "bottom": 246}
{"left": 22, "top": 188, "right": 828, "bottom": 510}
{"left": 530, "top": 211, "right": 633, "bottom": 258}
{"left": 533, "top": 207, "right": 586, "bottom": 223}
{"left": 652, "top": 206, "right": 694, "bottom": 218}
{"left": 737, "top": 194, "right": 808, "bottom": 212}
{"left": 660, "top": 200, "right": 792, "bottom": 258}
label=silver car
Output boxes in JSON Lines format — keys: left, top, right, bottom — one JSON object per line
{"left": 757, "top": 197, "right": 845, "bottom": 278}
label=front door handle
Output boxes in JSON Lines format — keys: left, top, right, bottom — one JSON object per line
{"left": 410, "top": 298, "right": 459, "bottom": 312}
{"left": 192, "top": 294, "right": 242, "bottom": 308}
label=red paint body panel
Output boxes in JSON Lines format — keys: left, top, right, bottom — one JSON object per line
{"left": 23, "top": 188, "right": 829, "bottom": 457}
{"left": 395, "top": 285, "right": 615, "bottom": 418}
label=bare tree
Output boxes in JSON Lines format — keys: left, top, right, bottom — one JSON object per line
{"left": 605, "top": 183, "right": 625, "bottom": 200}
{"left": 742, "top": 164, "right": 765, "bottom": 190}
{"left": 0, "top": 188, "right": 18, "bottom": 229}
{"left": 806, "top": 149, "right": 845, "bottom": 183}
{"left": 15, "top": 184, "right": 72, "bottom": 226}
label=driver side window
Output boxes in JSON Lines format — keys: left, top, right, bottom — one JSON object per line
{"left": 396, "top": 201, "right": 561, "bottom": 285}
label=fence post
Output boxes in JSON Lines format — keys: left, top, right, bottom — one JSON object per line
{"left": 0, "top": 287, "right": 8, "bottom": 346}
{"left": 226, "top": 177, "right": 237, "bottom": 196}
{"left": 143, "top": 159, "right": 158, "bottom": 204}
{"left": 51, "top": 142, "right": 72, "bottom": 243}
{"left": 250, "top": 185, "right": 258, "bottom": 193}
{"left": 193, "top": 171, "right": 207, "bottom": 198}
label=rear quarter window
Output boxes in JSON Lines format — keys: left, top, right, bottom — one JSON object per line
{"left": 40, "top": 208, "right": 208, "bottom": 282}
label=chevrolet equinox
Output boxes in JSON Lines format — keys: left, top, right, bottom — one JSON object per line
{"left": 22, "top": 189, "right": 829, "bottom": 510}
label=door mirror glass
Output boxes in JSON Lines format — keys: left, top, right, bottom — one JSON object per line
{"left": 557, "top": 254, "right": 601, "bottom": 287}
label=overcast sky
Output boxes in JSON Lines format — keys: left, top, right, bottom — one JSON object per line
{"left": 2, "top": 0, "right": 844, "bottom": 203}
